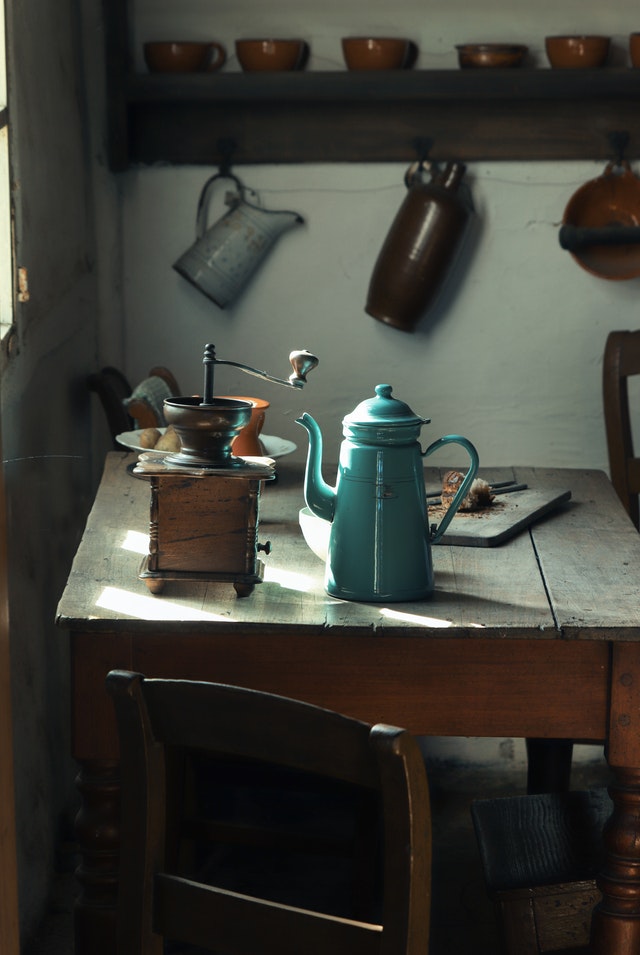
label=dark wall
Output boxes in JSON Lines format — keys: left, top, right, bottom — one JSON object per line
{"left": 2, "top": 0, "right": 101, "bottom": 939}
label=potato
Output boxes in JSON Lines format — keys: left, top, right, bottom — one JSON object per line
{"left": 154, "top": 425, "right": 181, "bottom": 452}
{"left": 139, "top": 427, "right": 161, "bottom": 449}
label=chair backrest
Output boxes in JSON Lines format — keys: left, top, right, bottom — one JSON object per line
{"left": 106, "top": 670, "right": 432, "bottom": 955}
{"left": 88, "top": 365, "right": 181, "bottom": 446}
{"left": 602, "top": 330, "right": 640, "bottom": 529}
{"left": 87, "top": 366, "right": 133, "bottom": 445}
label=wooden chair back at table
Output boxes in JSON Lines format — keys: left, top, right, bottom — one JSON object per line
{"left": 603, "top": 330, "right": 640, "bottom": 529}
{"left": 88, "top": 365, "right": 181, "bottom": 446}
{"left": 106, "top": 670, "right": 432, "bottom": 955}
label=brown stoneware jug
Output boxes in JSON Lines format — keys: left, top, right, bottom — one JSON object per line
{"left": 365, "top": 161, "right": 472, "bottom": 332}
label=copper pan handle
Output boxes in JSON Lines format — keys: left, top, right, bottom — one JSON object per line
{"left": 559, "top": 224, "right": 640, "bottom": 251}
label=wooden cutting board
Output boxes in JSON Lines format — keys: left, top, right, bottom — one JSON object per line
{"left": 433, "top": 486, "right": 572, "bottom": 547}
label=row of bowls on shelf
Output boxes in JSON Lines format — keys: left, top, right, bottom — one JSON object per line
{"left": 143, "top": 34, "right": 640, "bottom": 73}
{"left": 143, "top": 37, "right": 411, "bottom": 72}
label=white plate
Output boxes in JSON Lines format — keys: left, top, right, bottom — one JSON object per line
{"left": 259, "top": 435, "right": 297, "bottom": 458}
{"left": 116, "top": 429, "right": 296, "bottom": 459}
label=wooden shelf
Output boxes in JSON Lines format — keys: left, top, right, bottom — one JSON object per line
{"left": 106, "top": 66, "right": 640, "bottom": 169}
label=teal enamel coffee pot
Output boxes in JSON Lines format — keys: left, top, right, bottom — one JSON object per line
{"left": 296, "top": 384, "right": 478, "bottom": 602}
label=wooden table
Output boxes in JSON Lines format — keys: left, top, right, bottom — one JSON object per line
{"left": 57, "top": 452, "right": 640, "bottom": 955}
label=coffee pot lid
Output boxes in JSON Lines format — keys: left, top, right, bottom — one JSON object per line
{"left": 343, "top": 384, "right": 429, "bottom": 429}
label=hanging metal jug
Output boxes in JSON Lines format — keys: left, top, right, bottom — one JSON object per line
{"left": 174, "top": 171, "right": 304, "bottom": 308}
{"left": 365, "top": 161, "right": 473, "bottom": 332}
{"left": 296, "top": 384, "right": 479, "bottom": 602}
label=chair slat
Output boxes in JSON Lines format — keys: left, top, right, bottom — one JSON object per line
{"left": 155, "top": 873, "right": 383, "bottom": 955}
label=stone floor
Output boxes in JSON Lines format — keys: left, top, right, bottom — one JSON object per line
{"left": 23, "top": 747, "right": 613, "bottom": 955}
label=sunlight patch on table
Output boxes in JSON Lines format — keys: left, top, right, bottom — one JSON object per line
{"left": 120, "top": 529, "right": 150, "bottom": 555}
{"left": 263, "top": 563, "right": 318, "bottom": 593}
{"left": 96, "top": 586, "right": 229, "bottom": 621}
{"left": 379, "top": 608, "right": 485, "bottom": 629}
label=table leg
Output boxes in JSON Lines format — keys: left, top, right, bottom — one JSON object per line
{"left": 591, "top": 642, "right": 640, "bottom": 954}
{"left": 590, "top": 768, "right": 640, "bottom": 953}
{"left": 73, "top": 759, "right": 120, "bottom": 955}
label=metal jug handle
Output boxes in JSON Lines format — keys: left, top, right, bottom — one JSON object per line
{"left": 195, "top": 172, "right": 246, "bottom": 240}
{"left": 422, "top": 435, "right": 479, "bottom": 543}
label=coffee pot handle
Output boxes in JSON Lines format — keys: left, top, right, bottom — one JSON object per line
{"left": 195, "top": 172, "right": 245, "bottom": 240}
{"left": 422, "top": 435, "right": 479, "bottom": 543}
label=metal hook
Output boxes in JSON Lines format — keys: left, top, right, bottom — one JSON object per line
{"left": 608, "top": 131, "right": 630, "bottom": 167}
{"left": 405, "top": 138, "right": 435, "bottom": 187}
{"left": 217, "top": 138, "right": 237, "bottom": 177}
{"left": 412, "top": 136, "right": 433, "bottom": 167}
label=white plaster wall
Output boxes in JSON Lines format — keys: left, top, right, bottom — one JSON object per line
{"left": 111, "top": 2, "right": 640, "bottom": 774}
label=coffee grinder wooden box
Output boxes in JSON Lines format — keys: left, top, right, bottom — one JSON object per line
{"left": 137, "top": 463, "right": 274, "bottom": 597}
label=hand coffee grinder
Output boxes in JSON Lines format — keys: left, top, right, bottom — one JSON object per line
{"left": 134, "top": 344, "right": 318, "bottom": 597}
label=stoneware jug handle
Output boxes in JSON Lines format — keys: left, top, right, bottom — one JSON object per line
{"left": 422, "top": 435, "right": 479, "bottom": 543}
{"left": 195, "top": 172, "right": 245, "bottom": 240}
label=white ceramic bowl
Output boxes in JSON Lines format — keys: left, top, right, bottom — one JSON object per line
{"left": 298, "top": 506, "right": 330, "bottom": 561}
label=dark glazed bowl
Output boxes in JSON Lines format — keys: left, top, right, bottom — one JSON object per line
{"left": 545, "top": 35, "right": 610, "bottom": 68}
{"left": 456, "top": 43, "right": 528, "bottom": 68}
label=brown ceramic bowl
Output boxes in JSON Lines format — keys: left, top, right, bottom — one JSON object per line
{"left": 341, "top": 37, "right": 412, "bottom": 70}
{"left": 456, "top": 43, "right": 528, "bottom": 68}
{"left": 562, "top": 162, "right": 640, "bottom": 280}
{"left": 235, "top": 39, "right": 305, "bottom": 71}
{"left": 545, "top": 35, "right": 610, "bottom": 69}
{"left": 144, "top": 41, "right": 226, "bottom": 73}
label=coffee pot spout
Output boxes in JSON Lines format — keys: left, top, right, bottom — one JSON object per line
{"left": 295, "top": 412, "right": 336, "bottom": 523}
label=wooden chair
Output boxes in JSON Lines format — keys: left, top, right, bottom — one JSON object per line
{"left": 88, "top": 365, "right": 181, "bottom": 446}
{"left": 471, "top": 788, "right": 611, "bottom": 955}
{"left": 106, "top": 670, "right": 432, "bottom": 955}
{"left": 603, "top": 329, "right": 640, "bottom": 529}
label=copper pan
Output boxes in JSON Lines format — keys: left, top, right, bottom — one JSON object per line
{"left": 561, "top": 161, "right": 640, "bottom": 280}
